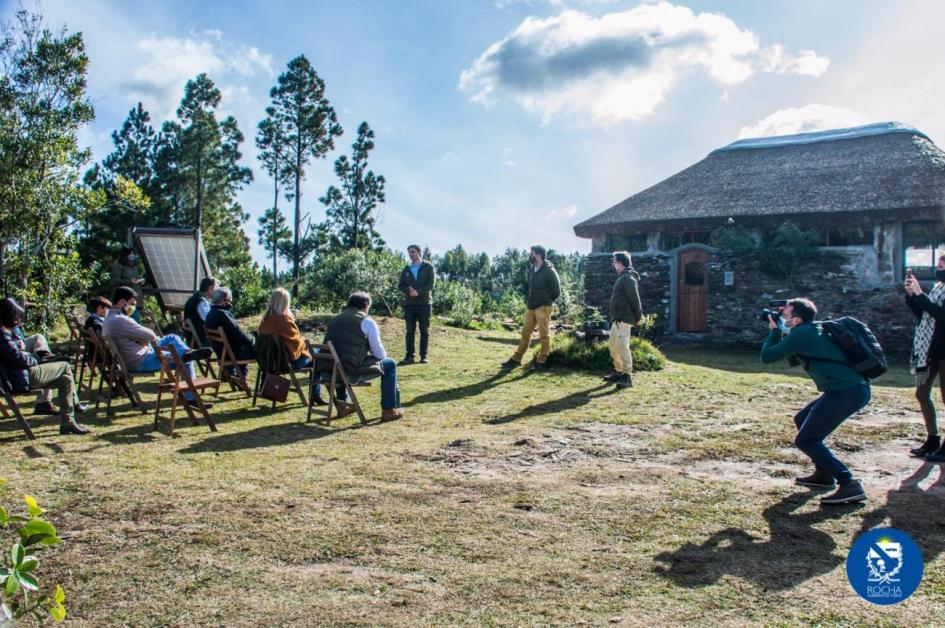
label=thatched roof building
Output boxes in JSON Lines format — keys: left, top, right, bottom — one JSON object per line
{"left": 574, "top": 122, "right": 945, "bottom": 239}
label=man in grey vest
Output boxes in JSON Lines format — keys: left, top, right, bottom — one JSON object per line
{"left": 324, "top": 291, "right": 403, "bottom": 421}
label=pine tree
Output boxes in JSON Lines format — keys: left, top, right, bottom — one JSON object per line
{"left": 265, "top": 55, "right": 342, "bottom": 297}
{"left": 257, "top": 206, "right": 290, "bottom": 283}
{"left": 320, "top": 121, "right": 386, "bottom": 252}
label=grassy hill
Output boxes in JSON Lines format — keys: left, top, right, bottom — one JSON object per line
{"left": 1, "top": 318, "right": 941, "bottom": 625}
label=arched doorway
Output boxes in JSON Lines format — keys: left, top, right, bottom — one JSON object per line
{"left": 676, "top": 247, "right": 709, "bottom": 332}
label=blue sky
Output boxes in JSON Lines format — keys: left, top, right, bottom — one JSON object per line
{"left": 8, "top": 0, "right": 945, "bottom": 264}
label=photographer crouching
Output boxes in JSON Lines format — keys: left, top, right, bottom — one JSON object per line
{"left": 760, "top": 298, "right": 870, "bottom": 506}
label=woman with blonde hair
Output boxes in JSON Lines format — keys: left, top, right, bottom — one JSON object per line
{"left": 258, "top": 288, "right": 311, "bottom": 370}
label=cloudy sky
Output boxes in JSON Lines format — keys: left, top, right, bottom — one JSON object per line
{"left": 9, "top": 0, "right": 945, "bottom": 262}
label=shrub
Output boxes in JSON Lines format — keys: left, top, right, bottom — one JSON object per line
{"left": 221, "top": 263, "right": 269, "bottom": 318}
{"left": 545, "top": 334, "right": 666, "bottom": 372}
{"left": 433, "top": 280, "right": 483, "bottom": 328}
{"left": 0, "top": 479, "right": 67, "bottom": 622}
{"left": 710, "top": 225, "right": 757, "bottom": 256}
{"left": 759, "top": 223, "right": 821, "bottom": 279}
{"left": 303, "top": 249, "right": 405, "bottom": 315}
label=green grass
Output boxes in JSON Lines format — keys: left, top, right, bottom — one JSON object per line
{"left": 1, "top": 317, "right": 941, "bottom": 626}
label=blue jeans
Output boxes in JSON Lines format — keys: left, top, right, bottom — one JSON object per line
{"left": 379, "top": 358, "right": 400, "bottom": 410}
{"left": 136, "top": 335, "right": 196, "bottom": 401}
{"left": 793, "top": 383, "right": 871, "bottom": 484}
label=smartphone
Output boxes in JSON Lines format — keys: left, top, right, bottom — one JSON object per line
{"left": 906, "top": 268, "right": 914, "bottom": 279}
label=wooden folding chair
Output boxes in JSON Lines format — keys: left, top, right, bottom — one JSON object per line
{"left": 99, "top": 335, "right": 153, "bottom": 415}
{"left": 150, "top": 340, "right": 220, "bottom": 435}
{"left": 305, "top": 339, "right": 371, "bottom": 425}
{"left": 0, "top": 380, "right": 37, "bottom": 440}
{"left": 205, "top": 327, "right": 253, "bottom": 396}
{"left": 79, "top": 327, "right": 106, "bottom": 401}
{"left": 64, "top": 313, "right": 86, "bottom": 383}
{"left": 181, "top": 318, "right": 218, "bottom": 379}
{"left": 252, "top": 334, "right": 312, "bottom": 409}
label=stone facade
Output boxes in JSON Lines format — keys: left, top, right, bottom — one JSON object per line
{"left": 584, "top": 249, "right": 916, "bottom": 354}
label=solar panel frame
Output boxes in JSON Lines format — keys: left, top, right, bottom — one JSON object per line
{"left": 132, "top": 228, "right": 211, "bottom": 312}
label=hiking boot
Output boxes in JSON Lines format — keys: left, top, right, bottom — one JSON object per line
{"left": 927, "top": 443, "right": 945, "bottom": 462}
{"left": 795, "top": 469, "right": 836, "bottom": 489}
{"left": 186, "top": 398, "right": 213, "bottom": 410}
{"left": 616, "top": 374, "right": 633, "bottom": 388}
{"left": 381, "top": 407, "right": 404, "bottom": 421}
{"left": 182, "top": 348, "right": 212, "bottom": 363}
{"left": 75, "top": 402, "right": 89, "bottom": 415}
{"left": 419, "top": 356, "right": 429, "bottom": 364}
{"left": 398, "top": 356, "right": 415, "bottom": 366}
{"left": 821, "top": 479, "right": 866, "bottom": 505}
{"left": 59, "top": 420, "right": 90, "bottom": 435}
{"left": 911, "top": 434, "right": 942, "bottom": 457}
{"left": 33, "top": 401, "right": 59, "bottom": 416}
{"left": 528, "top": 362, "right": 547, "bottom": 372}
{"left": 334, "top": 401, "right": 356, "bottom": 418}
{"left": 310, "top": 394, "right": 328, "bottom": 407}
{"left": 500, "top": 359, "right": 520, "bottom": 369}
{"left": 602, "top": 371, "right": 622, "bottom": 382}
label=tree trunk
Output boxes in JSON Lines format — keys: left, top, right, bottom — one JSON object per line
{"left": 272, "top": 174, "right": 279, "bottom": 286}
{"left": 293, "top": 148, "right": 301, "bottom": 299}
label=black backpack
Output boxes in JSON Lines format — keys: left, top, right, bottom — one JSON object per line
{"left": 800, "top": 317, "right": 887, "bottom": 380}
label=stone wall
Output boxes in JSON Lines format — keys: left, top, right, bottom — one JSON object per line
{"left": 584, "top": 249, "right": 916, "bottom": 354}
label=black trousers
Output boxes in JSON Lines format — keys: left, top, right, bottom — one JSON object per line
{"left": 404, "top": 304, "right": 432, "bottom": 358}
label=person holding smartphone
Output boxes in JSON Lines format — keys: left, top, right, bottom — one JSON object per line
{"left": 905, "top": 258, "right": 945, "bottom": 461}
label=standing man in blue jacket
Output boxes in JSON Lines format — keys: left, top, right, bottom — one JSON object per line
{"left": 397, "top": 245, "right": 436, "bottom": 365}
{"left": 760, "top": 298, "right": 870, "bottom": 506}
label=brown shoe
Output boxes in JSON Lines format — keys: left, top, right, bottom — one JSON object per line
{"left": 381, "top": 407, "right": 404, "bottom": 421}
{"left": 334, "top": 401, "right": 356, "bottom": 418}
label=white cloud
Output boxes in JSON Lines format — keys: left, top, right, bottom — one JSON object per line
{"left": 761, "top": 44, "right": 829, "bottom": 77}
{"left": 737, "top": 104, "right": 871, "bottom": 139}
{"left": 544, "top": 204, "right": 579, "bottom": 222}
{"left": 461, "top": 1, "right": 829, "bottom": 127}
{"left": 125, "top": 33, "right": 272, "bottom": 120}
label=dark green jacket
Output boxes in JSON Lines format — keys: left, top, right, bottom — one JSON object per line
{"left": 761, "top": 322, "right": 866, "bottom": 391}
{"left": 324, "top": 307, "right": 382, "bottom": 378}
{"left": 526, "top": 261, "right": 560, "bottom": 310}
{"left": 610, "top": 268, "right": 642, "bottom": 324}
{"left": 398, "top": 261, "right": 436, "bottom": 306}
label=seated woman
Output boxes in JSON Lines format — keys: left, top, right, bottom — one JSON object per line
{"left": 257, "top": 288, "right": 327, "bottom": 404}
{"left": 0, "top": 298, "right": 90, "bottom": 434}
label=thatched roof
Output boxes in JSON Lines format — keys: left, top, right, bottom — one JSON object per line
{"left": 574, "top": 122, "right": 945, "bottom": 238}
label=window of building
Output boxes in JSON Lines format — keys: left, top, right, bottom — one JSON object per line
{"left": 660, "top": 230, "right": 710, "bottom": 250}
{"left": 823, "top": 224, "right": 873, "bottom": 246}
{"left": 608, "top": 234, "right": 649, "bottom": 252}
{"left": 903, "top": 221, "right": 945, "bottom": 279}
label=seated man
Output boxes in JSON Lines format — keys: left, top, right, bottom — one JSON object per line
{"left": 183, "top": 276, "right": 217, "bottom": 348}
{"left": 103, "top": 286, "right": 212, "bottom": 408}
{"left": 10, "top": 306, "right": 63, "bottom": 416}
{"left": 323, "top": 291, "right": 403, "bottom": 421}
{"left": 0, "top": 298, "right": 89, "bottom": 434}
{"left": 82, "top": 296, "right": 111, "bottom": 368}
{"left": 205, "top": 287, "right": 255, "bottom": 378}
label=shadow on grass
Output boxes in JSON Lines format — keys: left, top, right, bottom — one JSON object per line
{"left": 485, "top": 383, "right": 619, "bottom": 425}
{"left": 653, "top": 490, "right": 862, "bottom": 590}
{"left": 404, "top": 370, "right": 530, "bottom": 408}
{"left": 179, "top": 420, "right": 356, "bottom": 454}
{"left": 475, "top": 335, "right": 523, "bottom": 346}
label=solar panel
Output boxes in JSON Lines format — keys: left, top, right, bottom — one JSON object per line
{"left": 133, "top": 228, "right": 210, "bottom": 311}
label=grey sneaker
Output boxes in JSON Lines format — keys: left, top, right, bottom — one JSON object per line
{"left": 820, "top": 479, "right": 866, "bottom": 505}
{"left": 795, "top": 469, "right": 836, "bottom": 489}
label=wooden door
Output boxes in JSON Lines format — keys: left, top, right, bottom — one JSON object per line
{"left": 677, "top": 248, "right": 709, "bottom": 332}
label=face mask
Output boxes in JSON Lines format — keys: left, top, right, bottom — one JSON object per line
{"left": 123, "top": 304, "right": 136, "bottom": 317}
{"left": 935, "top": 270, "right": 945, "bottom": 282}
{"left": 126, "top": 254, "right": 137, "bottom": 264}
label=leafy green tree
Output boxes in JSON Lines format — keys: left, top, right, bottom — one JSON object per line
{"left": 320, "top": 121, "right": 386, "bottom": 251}
{"left": 0, "top": 9, "right": 102, "bottom": 321}
{"left": 257, "top": 206, "right": 291, "bottom": 282}
{"left": 102, "top": 102, "right": 155, "bottom": 188}
{"left": 266, "top": 55, "right": 342, "bottom": 297}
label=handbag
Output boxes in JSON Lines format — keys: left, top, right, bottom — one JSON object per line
{"left": 259, "top": 373, "right": 291, "bottom": 402}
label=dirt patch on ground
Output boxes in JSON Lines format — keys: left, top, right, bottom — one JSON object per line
{"left": 417, "top": 416, "right": 945, "bottom": 496}
{"left": 287, "top": 562, "right": 447, "bottom": 596}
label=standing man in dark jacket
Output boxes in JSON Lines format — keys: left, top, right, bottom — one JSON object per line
{"left": 502, "top": 245, "right": 561, "bottom": 371}
{"left": 397, "top": 245, "right": 436, "bottom": 365}
{"left": 604, "top": 251, "right": 642, "bottom": 388}
{"left": 183, "top": 276, "right": 217, "bottom": 348}
{"left": 205, "top": 288, "right": 255, "bottom": 378}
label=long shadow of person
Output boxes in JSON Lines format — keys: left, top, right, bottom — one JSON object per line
{"left": 485, "top": 383, "right": 618, "bottom": 425}
{"left": 404, "top": 371, "right": 528, "bottom": 408}
{"left": 855, "top": 462, "right": 945, "bottom": 563}
{"left": 653, "top": 491, "right": 861, "bottom": 590}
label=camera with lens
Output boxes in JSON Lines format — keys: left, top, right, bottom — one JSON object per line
{"left": 758, "top": 299, "right": 789, "bottom": 322}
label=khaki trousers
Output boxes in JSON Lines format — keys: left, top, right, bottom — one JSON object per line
{"left": 27, "top": 361, "right": 77, "bottom": 421}
{"left": 24, "top": 334, "right": 53, "bottom": 403}
{"left": 609, "top": 321, "right": 633, "bottom": 374}
{"left": 512, "top": 306, "right": 553, "bottom": 364}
